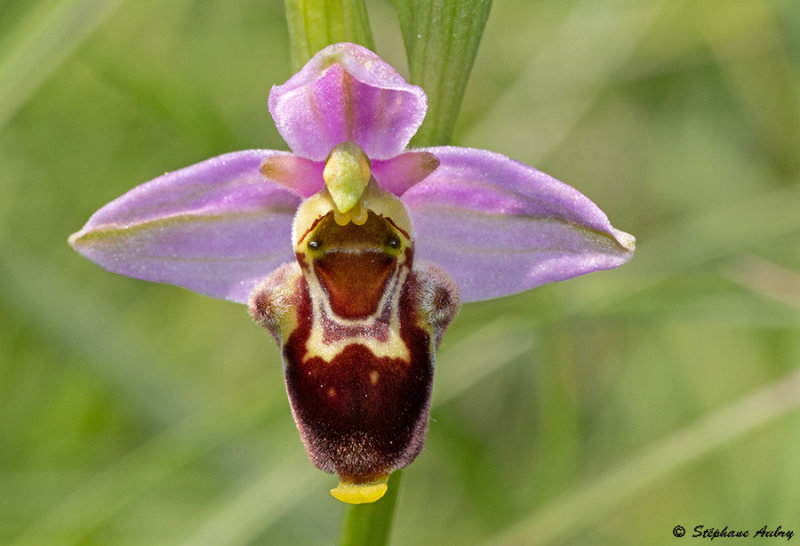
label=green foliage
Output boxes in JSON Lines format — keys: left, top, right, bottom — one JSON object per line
{"left": 394, "top": 0, "right": 492, "bottom": 145}
{"left": 3, "top": 0, "right": 800, "bottom": 544}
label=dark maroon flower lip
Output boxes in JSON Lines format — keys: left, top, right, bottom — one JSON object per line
{"left": 247, "top": 143, "right": 460, "bottom": 503}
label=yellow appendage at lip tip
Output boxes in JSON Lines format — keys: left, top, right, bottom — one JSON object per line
{"left": 330, "top": 475, "right": 389, "bottom": 504}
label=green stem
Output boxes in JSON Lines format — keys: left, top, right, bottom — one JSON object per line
{"left": 284, "top": 0, "right": 375, "bottom": 71}
{"left": 337, "top": 471, "right": 403, "bottom": 546}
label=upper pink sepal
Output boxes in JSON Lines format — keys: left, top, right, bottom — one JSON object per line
{"left": 269, "top": 43, "right": 427, "bottom": 161}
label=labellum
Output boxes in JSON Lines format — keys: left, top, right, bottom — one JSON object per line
{"left": 249, "top": 143, "right": 460, "bottom": 503}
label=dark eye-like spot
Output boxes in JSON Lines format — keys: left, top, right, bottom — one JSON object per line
{"left": 388, "top": 235, "right": 401, "bottom": 249}
{"left": 308, "top": 239, "right": 321, "bottom": 250}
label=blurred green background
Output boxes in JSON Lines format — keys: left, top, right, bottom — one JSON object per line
{"left": 3, "top": 0, "right": 800, "bottom": 544}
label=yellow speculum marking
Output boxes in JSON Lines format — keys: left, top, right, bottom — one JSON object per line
{"left": 330, "top": 475, "right": 389, "bottom": 504}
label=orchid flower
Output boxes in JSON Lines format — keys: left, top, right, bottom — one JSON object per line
{"left": 69, "top": 42, "right": 635, "bottom": 504}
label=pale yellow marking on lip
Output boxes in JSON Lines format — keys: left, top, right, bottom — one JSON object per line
{"left": 327, "top": 387, "right": 337, "bottom": 397}
{"left": 302, "top": 267, "right": 411, "bottom": 364}
{"left": 369, "top": 370, "right": 379, "bottom": 385}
